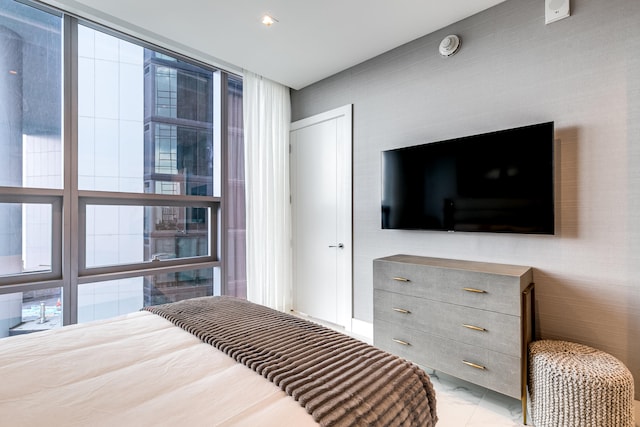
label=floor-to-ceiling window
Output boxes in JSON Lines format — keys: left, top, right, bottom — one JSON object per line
{"left": 0, "top": 0, "right": 245, "bottom": 337}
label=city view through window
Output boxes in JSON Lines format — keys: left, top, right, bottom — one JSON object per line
{"left": 0, "top": 0, "right": 245, "bottom": 337}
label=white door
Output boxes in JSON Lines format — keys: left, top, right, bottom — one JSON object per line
{"left": 290, "top": 105, "right": 352, "bottom": 329}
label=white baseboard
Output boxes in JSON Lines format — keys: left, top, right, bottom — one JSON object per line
{"left": 350, "top": 318, "right": 373, "bottom": 342}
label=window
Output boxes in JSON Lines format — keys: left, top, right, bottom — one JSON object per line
{"left": 0, "top": 202, "right": 55, "bottom": 277}
{"left": 0, "top": 288, "right": 62, "bottom": 338}
{"left": 77, "top": 267, "right": 219, "bottom": 323}
{"left": 0, "top": 0, "right": 245, "bottom": 336}
{"left": 0, "top": 0, "right": 62, "bottom": 191}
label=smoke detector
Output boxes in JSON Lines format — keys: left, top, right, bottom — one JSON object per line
{"left": 439, "top": 35, "right": 461, "bottom": 57}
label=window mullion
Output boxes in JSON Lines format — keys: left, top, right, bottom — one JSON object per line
{"left": 218, "top": 72, "right": 228, "bottom": 295}
{"left": 63, "top": 14, "right": 79, "bottom": 325}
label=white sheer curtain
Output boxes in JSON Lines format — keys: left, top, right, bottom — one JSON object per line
{"left": 242, "top": 71, "right": 292, "bottom": 312}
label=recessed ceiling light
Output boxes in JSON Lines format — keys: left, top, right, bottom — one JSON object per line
{"left": 262, "top": 14, "right": 278, "bottom": 27}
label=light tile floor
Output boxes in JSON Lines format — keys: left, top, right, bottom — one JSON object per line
{"left": 427, "top": 369, "right": 639, "bottom": 426}
{"left": 428, "top": 370, "right": 528, "bottom": 426}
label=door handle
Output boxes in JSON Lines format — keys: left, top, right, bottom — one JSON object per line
{"left": 328, "top": 243, "right": 344, "bottom": 249}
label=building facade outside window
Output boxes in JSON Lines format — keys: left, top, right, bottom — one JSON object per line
{"left": 0, "top": 0, "right": 246, "bottom": 337}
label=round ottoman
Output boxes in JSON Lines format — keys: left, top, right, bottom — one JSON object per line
{"left": 528, "top": 340, "right": 635, "bottom": 427}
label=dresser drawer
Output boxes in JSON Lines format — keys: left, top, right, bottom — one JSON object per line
{"left": 374, "top": 289, "right": 521, "bottom": 357}
{"left": 374, "top": 320, "right": 520, "bottom": 399}
{"left": 374, "top": 259, "right": 525, "bottom": 315}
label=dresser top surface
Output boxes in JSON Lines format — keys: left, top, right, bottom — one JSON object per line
{"left": 375, "top": 254, "right": 532, "bottom": 276}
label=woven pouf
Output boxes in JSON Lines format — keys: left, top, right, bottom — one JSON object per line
{"left": 528, "top": 340, "right": 635, "bottom": 427}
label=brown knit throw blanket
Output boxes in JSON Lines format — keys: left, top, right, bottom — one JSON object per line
{"left": 144, "top": 296, "right": 437, "bottom": 427}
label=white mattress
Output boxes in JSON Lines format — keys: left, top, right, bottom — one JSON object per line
{"left": 0, "top": 311, "right": 318, "bottom": 427}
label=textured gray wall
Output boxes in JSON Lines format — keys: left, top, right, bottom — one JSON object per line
{"left": 291, "top": 0, "right": 640, "bottom": 398}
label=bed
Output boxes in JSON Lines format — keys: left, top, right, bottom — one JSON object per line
{"left": 0, "top": 296, "right": 437, "bottom": 426}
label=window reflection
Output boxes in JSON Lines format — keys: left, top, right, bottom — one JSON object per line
{"left": 78, "top": 29, "right": 217, "bottom": 196}
{"left": 0, "top": 289, "right": 62, "bottom": 337}
{"left": 77, "top": 268, "right": 219, "bottom": 323}
{"left": 0, "top": 203, "right": 52, "bottom": 277}
{"left": 85, "top": 204, "right": 212, "bottom": 268}
{"left": 0, "top": 0, "right": 62, "bottom": 190}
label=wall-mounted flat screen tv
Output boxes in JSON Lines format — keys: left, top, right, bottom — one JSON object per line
{"left": 381, "top": 122, "right": 554, "bottom": 234}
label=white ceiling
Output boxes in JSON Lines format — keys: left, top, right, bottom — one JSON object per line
{"left": 44, "top": 0, "right": 508, "bottom": 90}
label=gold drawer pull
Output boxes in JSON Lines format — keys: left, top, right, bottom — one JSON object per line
{"left": 462, "top": 324, "right": 487, "bottom": 332}
{"left": 462, "top": 360, "right": 486, "bottom": 370}
{"left": 392, "top": 338, "right": 410, "bottom": 346}
{"left": 392, "top": 276, "right": 411, "bottom": 282}
{"left": 392, "top": 308, "right": 411, "bottom": 314}
{"left": 463, "top": 287, "right": 487, "bottom": 294}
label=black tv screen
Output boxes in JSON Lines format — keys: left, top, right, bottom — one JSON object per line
{"left": 381, "top": 122, "right": 554, "bottom": 234}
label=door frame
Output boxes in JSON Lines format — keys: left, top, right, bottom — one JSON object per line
{"left": 290, "top": 104, "right": 353, "bottom": 330}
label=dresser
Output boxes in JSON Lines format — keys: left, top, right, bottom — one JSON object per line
{"left": 373, "top": 255, "right": 534, "bottom": 417}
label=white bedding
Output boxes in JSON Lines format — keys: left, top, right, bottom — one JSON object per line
{"left": 0, "top": 311, "right": 318, "bottom": 427}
